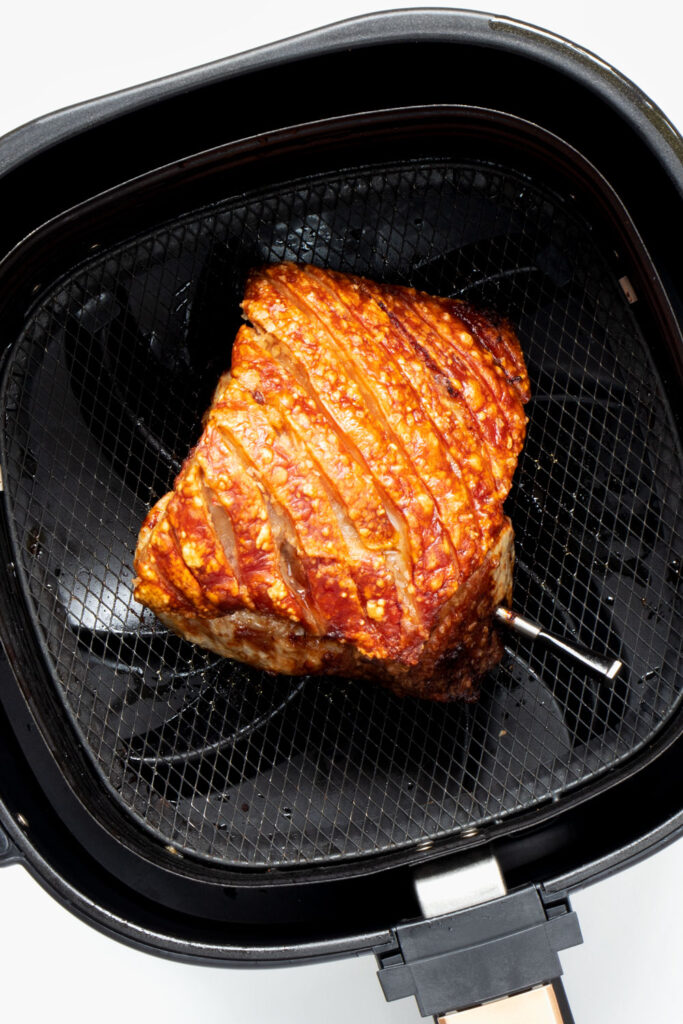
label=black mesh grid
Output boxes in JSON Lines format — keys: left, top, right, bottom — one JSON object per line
{"left": 2, "top": 159, "right": 682, "bottom": 867}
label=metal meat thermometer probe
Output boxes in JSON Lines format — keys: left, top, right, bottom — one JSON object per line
{"left": 495, "top": 606, "right": 623, "bottom": 680}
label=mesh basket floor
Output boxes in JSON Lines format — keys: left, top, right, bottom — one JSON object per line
{"left": 2, "top": 158, "right": 682, "bottom": 868}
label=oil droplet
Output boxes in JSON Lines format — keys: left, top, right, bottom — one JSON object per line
{"left": 605, "top": 595, "right": 614, "bottom": 604}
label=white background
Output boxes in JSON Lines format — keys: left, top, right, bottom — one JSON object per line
{"left": 0, "top": 3, "right": 681, "bottom": 1022}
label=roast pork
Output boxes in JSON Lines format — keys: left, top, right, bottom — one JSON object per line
{"left": 133, "top": 263, "right": 530, "bottom": 700}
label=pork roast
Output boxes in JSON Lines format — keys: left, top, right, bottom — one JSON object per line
{"left": 133, "top": 263, "right": 530, "bottom": 700}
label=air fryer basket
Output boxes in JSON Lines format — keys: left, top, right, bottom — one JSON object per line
{"left": 1, "top": 106, "right": 681, "bottom": 878}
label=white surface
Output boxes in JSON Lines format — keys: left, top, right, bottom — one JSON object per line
{"left": 0, "top": 839, "right": 682, "bottom": 1024}
{"left": 1, "top": 2, "right": 682, "bottom": 1023}
{"left": 1, "top": 0, "right": 682, "bottom": 138}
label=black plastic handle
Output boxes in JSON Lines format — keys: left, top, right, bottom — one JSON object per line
{"left": 378, "top": 887, "right": 581, "bottom": 1018}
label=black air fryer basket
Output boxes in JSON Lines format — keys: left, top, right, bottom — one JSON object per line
{"left": 0, "top": 10, "right": 681, "bottom": 1022}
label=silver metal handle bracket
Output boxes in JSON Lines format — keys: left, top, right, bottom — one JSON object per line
{"left": 414, "top": 850, "right": 507, "bottom": 918}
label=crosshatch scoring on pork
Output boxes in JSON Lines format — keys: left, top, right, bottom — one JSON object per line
{"left": 133, "top": 263, "right": 530, "bottom": 700}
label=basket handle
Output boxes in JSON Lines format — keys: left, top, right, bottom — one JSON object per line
{"left": 377, "top": 853, "right": 581, "bottom": 1020}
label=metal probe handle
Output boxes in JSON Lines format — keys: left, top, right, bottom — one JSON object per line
{"left": 495, "top": 607, "right": 623, "bottom": 680}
